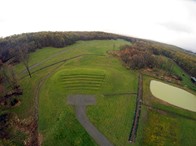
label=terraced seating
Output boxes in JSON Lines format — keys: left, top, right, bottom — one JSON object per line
{"left": 61, "top": 73, "right": 105, "bottom": 90}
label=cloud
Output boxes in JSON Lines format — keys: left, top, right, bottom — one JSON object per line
{"left": 189, "top": 0, "right": 196, "bottom": 2}
{"left": 0, "top": 18, "right": 5, "bottom": 23}
{"left": 173, "top": 36, "right": 196, "bottom": 52}
{"left": 159, "top": 22, "right": 192, "bottom": 33}
{"left": 0, "top": 0, "right": 196, "bottom": 52}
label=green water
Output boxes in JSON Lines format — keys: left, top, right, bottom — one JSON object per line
{"left": 150, "top": 80, "right": 196, "bottom": 112}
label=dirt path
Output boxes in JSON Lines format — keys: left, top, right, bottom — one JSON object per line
{"left": 129, "top": 73, "right": 143, "bottom": 143}
{"left": 68, "top": 95, "right": 113, "bottom": 146}
{"left": 20, "top": 48, "right": 72, "bottom": 74}
{"left": 32, "top": 63, "right": 65, "bottom": 146}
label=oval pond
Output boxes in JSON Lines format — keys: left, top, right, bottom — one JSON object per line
{"left": 150, "top": 80, "right": 196, "bottom": 112}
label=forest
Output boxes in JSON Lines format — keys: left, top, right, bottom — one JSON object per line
{"left": 117, "top": 40, "right": 196, "bottom": 77}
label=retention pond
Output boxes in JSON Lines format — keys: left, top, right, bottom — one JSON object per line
{"left": 150, "top": 80, "right": 196, "bottom": 112}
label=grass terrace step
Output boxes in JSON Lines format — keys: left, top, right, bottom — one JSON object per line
{"left": 62, "top": 78, "right": 104, "bottom": 82}
{"left": 63, "top": 82, "right": 102, "bottom": 85}
{"left": 64, "top": 87, "right": 99, "bottom": 90}
{"left": 61, "top": 73, "right": 105, "bottom": 91}
{"left": 61, "top": 74, "right": 105, "bottom": 76}
{"left": 64, "top": 84, "right": 101, "bottom": 88}
{"left": 62, "top": 78, "right": 105, "bottom": 81}
{"left": 61, "top": 75, "right": 105, "bottom": 78}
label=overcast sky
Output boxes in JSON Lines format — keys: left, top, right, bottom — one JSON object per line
{"left": 1, "top": 0, "right": 196, "bottom": 52}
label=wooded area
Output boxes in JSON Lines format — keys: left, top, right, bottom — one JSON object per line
{"left": 117, "top": 40, "right": 196, "bottom": 77}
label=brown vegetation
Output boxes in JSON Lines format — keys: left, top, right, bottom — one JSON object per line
{"left": 116, "top": 40, "right": 196, "bottom": 77}
{"left": 118, "top": 45, "right": 157, "bottom": 69}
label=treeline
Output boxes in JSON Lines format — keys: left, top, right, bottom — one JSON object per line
{"left": 118, "top": 45, "right": 176, "bottom": 76}
{"left": 139, "top": 40, "right": 196, "bottom": 77}
{"left": 0, "top": 31, "right": 195, "bottom": 76}
{"left": 119, "top": 45, "right": 157, "bottom": 69}
{"left": 0, "top": 31, "right": 137, "bottom": 63}
{"left": 118, "top": 40, "right": 196, "bottom": 77}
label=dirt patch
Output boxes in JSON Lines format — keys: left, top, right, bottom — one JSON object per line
{"left": 12, "top": 115, "right": 36, "bottom": 146}
{"left": 38, "top": 133, "right": 43, "bottom": 146}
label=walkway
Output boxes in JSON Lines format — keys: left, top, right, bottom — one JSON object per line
{"left": 68, "top": 95, "right": 113, "bottom": 146}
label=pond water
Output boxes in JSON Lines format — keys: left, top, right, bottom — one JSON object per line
{"left": 150, "top": 80, "right": 196, "bottom": 112}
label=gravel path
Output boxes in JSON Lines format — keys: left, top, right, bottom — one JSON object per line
{"left": 68, "top": 95, "right": 113, "bottom": 146}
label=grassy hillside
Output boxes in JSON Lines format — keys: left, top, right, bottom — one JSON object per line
{"left": 5, "top": 39, "right": 138, "bottom": 146}
{"left": 0, "top": 38, "right": 195, "bottom": 146}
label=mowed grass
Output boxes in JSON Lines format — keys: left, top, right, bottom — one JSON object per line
{"left": 13, "top": 39, "right": 138, "bottom": 145}
{"left": 60, "top": 69, "right": 105, "bottom": 91}
{"left": 87, "top": 94, "right": 136, "bottom": 146}
{"left": 14, "top": 47, "right": 67, "bottom": 74}
{"left": 13, "top": 39, "right": 132, "bottom": 116}
{"left": 39, "top": 66, "right": 137, "bottom": 145}
{"left": 15, "top": 39, "right": 129, "bottom": 75}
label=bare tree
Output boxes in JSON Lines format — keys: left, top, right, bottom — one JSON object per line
{"left": 18, "top": 43, "right": 32, "bottom": 78}
{"left": 0, "top": 61, "right": 20, "bottom": 103}
{"left": 1, "top": 63, "right": 18, "bottom": 89}
{"left": 0, "top": 61, "right": 5, "bottom": 98}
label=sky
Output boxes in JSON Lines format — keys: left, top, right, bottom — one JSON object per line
{"left": 0, "top": 0, "right": 196, "bottom": 52}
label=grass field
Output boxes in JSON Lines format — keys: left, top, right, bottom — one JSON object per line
{"left": 6, "top": 39, "right": 196, "bottom": 146}
{"left": 12, "top": 39, "right": 138, "bottom": 146}
{"left": 38, "top": 65, "right": 137, "bottom": 145}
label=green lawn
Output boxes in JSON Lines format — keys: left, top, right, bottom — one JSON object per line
{"left": 13, "top": 39, "right": 138, "bottom": 146}
{"left": 38, "top": 54, "right": 138, "bottom": 145}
